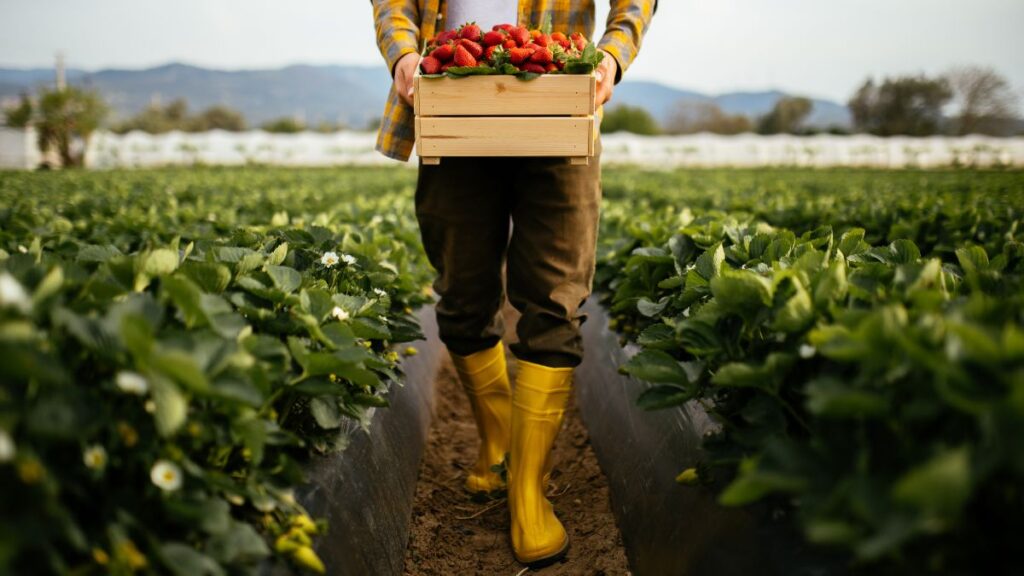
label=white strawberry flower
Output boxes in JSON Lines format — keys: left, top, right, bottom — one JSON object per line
{"left": 341, "top": 253, "right": 357, "bottom": 266}
{"left": 151, "top": 459, "right": 183, "bottom": 491}
{"left": 331, "top": 306, "right": 350, "bottom": 322}
{"left": 83, "top": 445, "right": 108, "bottom": 470}
{"left": 320, "top": 251, "right": 340, "bottom": 268}
{"left": 373, "top": 288, "right": 387, "bottom": 298}
{"left": 115, "top": 371, "right": 149, "bottom": 395}
{"left": 799, "top": 344, "right": 817, "bottom": 359}
{"left": 0, "top": 272, "right": 31, "bottom": 314}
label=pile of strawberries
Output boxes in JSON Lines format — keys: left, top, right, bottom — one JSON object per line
{"left": 420, "top": 22, "right": 593, "bottom": 75}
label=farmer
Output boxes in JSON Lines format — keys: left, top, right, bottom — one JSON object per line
{"left": 371, "top": 0, "right": 655, "bottom": 566}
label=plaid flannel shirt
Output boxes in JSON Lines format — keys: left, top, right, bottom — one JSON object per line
{"left": 370, "top": 0, "right": 657, "bottom": 161}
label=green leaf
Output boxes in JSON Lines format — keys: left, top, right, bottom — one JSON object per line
{"left": 888, "top": 239, "right": 921, "bottom": 264}
{"left": 637, "top": 384, "right": 695, "bottom": 410}
{"left": 623, "top": 349, "right": 689, "bottom": 385}
{"left": 695, "top": 243, "right": 725, "bottom": 280}
{"left": 892, "top": 447, "right": 972, "bottom": 518}
{"left": 180, "top": 262, "right": 232, "bottom": 294}
{"left": 150, "top": 375, "right": 188, "bottom": 437}
{"left": 637, "top": 296, "right": 668, "bottom": 318}
{"left": 718, "top": 457, "right": 806, "bottom": 506}
{"left": 309, "top": 397, "right": 343, "bottom": 429}
{"left": 805, "top": 377, "right": 887, "bottom": 418}
{"left": 142, "top": 248, "right": 180, "bottom": 276}
{"left": 207, "top": 522, "right": 270, "bottom": 564}
{"left": 151, "top": 349, "right": 209, "bottom": 393}
{"left": 160, "top": 543, "right": 226, "bottom": 576}
{"left": 710, "top": 269, "right": 773, "bottom": 319}
{"left": 772, "top": 281, "right": 814, "bottom": 333}
{"left": 265, "top": 265, "right": 302, "bottom": 293}
{"left": 267, "top": 242, "right": 288, "bottom": 266}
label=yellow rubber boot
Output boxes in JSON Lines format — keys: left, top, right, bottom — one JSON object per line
{"left": 450, "top": 342, "right": 512, "bottom": 494}
{"left": 509, "top": 360, "right": 573, "bottom": 566}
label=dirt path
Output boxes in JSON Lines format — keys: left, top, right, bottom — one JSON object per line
{"left": 403, "top": 309, "right": 631, "bottom": 575}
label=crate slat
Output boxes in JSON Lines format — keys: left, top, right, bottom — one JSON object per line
{"left": 417, "top": 117, "right": 594, "bottom": 158}
{"left": 415, "top": 74, "right": 595, "bottom": 117}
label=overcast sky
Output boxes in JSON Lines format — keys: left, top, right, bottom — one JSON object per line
{"left": 1, "top": 0, "right": 1022, "bottom": 102}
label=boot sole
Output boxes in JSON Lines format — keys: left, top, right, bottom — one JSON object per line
{"left": 513, "top": 534, "right": 570, "bottom": 568}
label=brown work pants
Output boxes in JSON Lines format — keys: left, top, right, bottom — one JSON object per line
{"left": 415, "top": 147, "right": 601, "bottom": 368}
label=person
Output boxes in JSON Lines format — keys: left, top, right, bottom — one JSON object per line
{"left": 371, "top": 0, "right": 656, "bottom": 566}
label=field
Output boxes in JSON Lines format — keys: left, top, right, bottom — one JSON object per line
{"left": 2, "top": 166, "right": 1023, "bottom": 574}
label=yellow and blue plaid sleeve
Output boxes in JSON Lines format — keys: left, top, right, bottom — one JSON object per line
{"left": 371, "top": 0, "right": 422, "bottom": 75}
{"left": 598, "top": 0, "right": 656, "bottom": 82}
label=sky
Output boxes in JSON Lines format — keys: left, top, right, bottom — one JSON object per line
{"left": 1, "top": 0, "right": 1022, "bottom": 103}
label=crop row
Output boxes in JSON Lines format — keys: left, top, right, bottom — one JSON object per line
{"left": 596, "top": 169, "right": 1024, "bottom": 573}
{"left": 0, "top": 168, "right": 429, "bottom": 575}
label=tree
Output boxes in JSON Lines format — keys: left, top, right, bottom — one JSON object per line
{"left": 848, "top": 75, "right": 952, "bottom": 136}
{"left": 4, "top": 94, "right": 33, "bottom": 128}
{"left": 600, "top": 104, "right": 660, "bottom": 135}
{"left": 757, "top": 96, "right": 813, "bottom": 134}
{"left": 665, "top": 101, "right": 752, "bottom": 135}
{"left": 185, "top": 106, "right": 246, "bottom": 132}
{"left": 113, "top": 99, "right": 190, "bottom": 134}
{"left": 261, "top": 117, "right": 306, "bottom": 133}
{"left": 36, "top": 86, "right": 108, "bottom": 167}
{"left": 946, "top": 66, "right": 1020, "bottom": 136}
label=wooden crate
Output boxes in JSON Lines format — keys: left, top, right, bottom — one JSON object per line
{"left": 414, "top": 73, "right": 596, "bottom": 165}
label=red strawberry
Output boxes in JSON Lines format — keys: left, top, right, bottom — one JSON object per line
{"left": 431, "top": 42, "right": 454, "bottom": 62}
{"left": 440, "top": 62, "right": 454, "bottom": 72}
{"left": 436, "top": 30, "right": 459, "bottom": 45}
{"left": 570, "top": 32, "right": 587, "bottom": 52}
{"left": 510, "top": 27, "right": 530, "bottom": 47}
{"left": 523, "top": 63, "right": 546, "bottom": 74}
{"left": 545, "top": 62, "right": 558, "bottom": 73}
{"left": 453, "top": 44, "right": 477, "bottom": 67}
{"left": 485, "top": 45, "right": 499, "bottom": 61}
{"left": 551, "top": 32, "right": 568, "bottom": 44}
{"left": 530, "top": 47, "right": 553, "bottom": 65}
{"left": 420, "top": 56, "right": 442, "bottom": 75}
{"left": 458, "top": 39, "right": 484, "bottom": 59}
{"left": 493, "top": 23, "right": 515, "bottom": 32}
{"left": 459, "top": 23, "right": 481, "bottom": 42}
{"left": 530, "top": 30, "right": 542, "bottom": 41}
{"left": 533, "top": 34, "right": 549, "bottom": 47}
{"left": 503, "top": 39, "right": 517, "bottom": 50}
{"left": 509, "top": 47, "right": 534, "bottom": 65}
{"left": 483, "top": 30, "right": 505, "bottom": 46}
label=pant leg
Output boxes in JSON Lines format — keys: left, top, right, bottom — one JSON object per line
{"left": 506, "top": 143, "right": 602, "bottom": 368}
{"left": 415, "top": 157, "right": 511, "bottom": 356}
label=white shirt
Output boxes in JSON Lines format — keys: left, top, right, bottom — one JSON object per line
{"left": 446, "top": 0, "right": 518, "bottom": 32}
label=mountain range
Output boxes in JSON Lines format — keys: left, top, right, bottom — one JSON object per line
{"left": 0, "top": 62, "right": 851, "bottom": 130}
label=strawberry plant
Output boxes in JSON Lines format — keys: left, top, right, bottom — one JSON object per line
{"left": 0, "top": 167, "right": 430, "bottom": 575}
{"left": 597, "top": 168, "right": 1024, "bottom": 574}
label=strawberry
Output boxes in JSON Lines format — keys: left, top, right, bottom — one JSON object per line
{"left": 431, "top": 42, "right": 454, "bottom": 62}
{"left": 436, "top": 30, "right": 459, "bottom": 45}
{"left": 510, "top": 27, "right": 530, "bottom": 47}
{"left": 440, "top": 62, "right": 454, "bottom": 72}
{"left": 570, "top": 32, "right": 587, "bottom": 52}
{"left": 420, "top": 56, "right": 442, "bottom": 75}
{"left": 530, "top": 30, "right": 542, "bottom": 41}
{"left": 485, "top": 45, "right": 500, "bottom": 61}
{"left": 483, "top": 30, "right": 505, "bottom": 46}
{"left": 530, "top": 47, "right": 553, "bottom": 65}
{"left": 459, "top": 23, "right": 482, "bottom": 42}
{"left": 523, "top": 63, "right": 546, "bottom": 74}
{"left": 545, "top": 62, "right": 558, "bottom": 73}
{"left": 509, "top": 47, "right": 534, "bottom": 65}
{"left": 453, "top": 44, "right": 477, "bottom": 67}
{"left": 551, "top": 32, "right": 568, "bottom": 44}
{"left": 504, "top": 39, "right": 517, "bottom": 50}
{"left": 493, "top": 23, "right": 515, "bottom": 32}
{"left": 533, "top": 34, "right": 549, "bottom": 48}
{"left": 458, "top": 39, "right": 484, "bottom": 59}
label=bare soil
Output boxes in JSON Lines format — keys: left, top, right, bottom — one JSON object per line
{"left": 403, "top": 308, "right": 631, "bottom": 576}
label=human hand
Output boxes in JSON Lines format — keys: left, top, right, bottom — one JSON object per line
{"left": 595, "top": 50, "right": 618, "bottom": 106}
{"left": 394, "top": 52, "right": 420, "bottom": 107}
